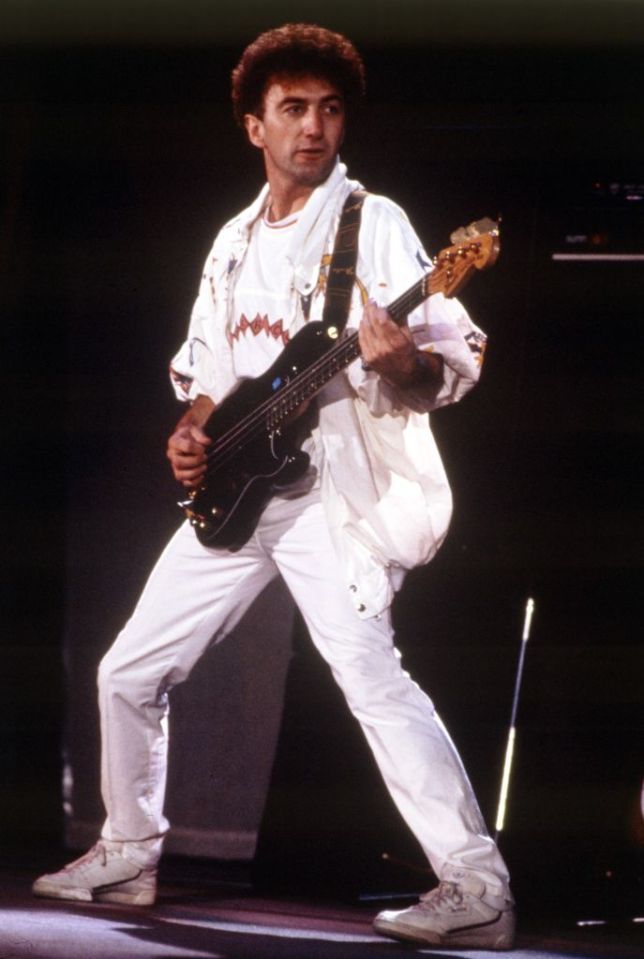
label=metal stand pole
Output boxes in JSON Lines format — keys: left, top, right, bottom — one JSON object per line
{"left": 494, "top": 597, "right": 535, "bottom": 843}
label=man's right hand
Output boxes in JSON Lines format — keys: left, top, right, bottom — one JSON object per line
{"left": 166, "top": 395, "right": 214, "bottom": 488}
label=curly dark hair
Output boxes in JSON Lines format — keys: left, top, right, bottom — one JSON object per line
{"left": 231, "top": 23, "right": 366, "bottom": 127}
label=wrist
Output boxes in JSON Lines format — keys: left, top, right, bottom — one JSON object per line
{"left": 385, "top": 350, "right": 443, "bottom": 390}
{"left": 187, "top": 394, "right": 215, "bottom": 428}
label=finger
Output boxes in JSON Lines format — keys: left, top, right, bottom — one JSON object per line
{"left": 168, "top": 436, "right": 192, "bottom": 457}
{"left": 175, "top": 463, "right": 207, "bottom": 486}
{"left": 168, "top": 451, "right": 206, "bottom": 470}
{"left": 362, "top": 300, "right": 387, "bottom": 327}
{"left": 189, "top": 425, "right": 212, "bottom": 446}
{"left": 359, "top": 302, "right": 384, "bottom": 351}
{"left": 167, "top": 444, "right": 206, "bottom": 474}
{"left": 360, "top": 319, "right": 400, "bottom": 358}
{"left": 169, "top": 434, "right": 206, "bottom": 458}
{"left": 358, "top": 320, "right": 377, "bottom": 361}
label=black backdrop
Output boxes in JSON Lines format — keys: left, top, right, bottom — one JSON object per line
{"left": 2, "top": 9, "right": 643, "bottom": 919}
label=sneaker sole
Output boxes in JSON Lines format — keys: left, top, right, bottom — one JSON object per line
{"left": 32, "top": 879, "right": 156, "bottom": 906}
{"left": 95, "top": 888, "right": 156, "bottom": 906}
{"left": 32, "top": 880, "right": 93, "bottom": 902}
{"left": 374, "top": 913, "right": 515, "bottom": 950}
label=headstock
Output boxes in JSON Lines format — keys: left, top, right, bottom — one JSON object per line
{"left": 429, "top": 218, "right": 500, "bottom": 298}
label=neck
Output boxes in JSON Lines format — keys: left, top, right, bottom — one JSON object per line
{"left": 265, "top": 183, "right": 313, "bottom": 222}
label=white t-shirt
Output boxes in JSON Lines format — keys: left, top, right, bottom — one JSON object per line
{"left": 229, "top": 209, "right": 322, "bottom": 489}
{"left": 229, "top": 209, "right": 302, "bottom": 378}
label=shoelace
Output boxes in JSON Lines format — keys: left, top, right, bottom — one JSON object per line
{"left": 63, "top": 841, "right": 108, "bottom": 873}
{"left": 419, "top": 881, "right": 465, "bottom": 912}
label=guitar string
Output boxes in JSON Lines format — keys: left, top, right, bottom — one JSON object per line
{"left": 199, "top": 275, "right": 431, "bottom": 477}
{"left": 202, "top": 330, "right": 361, "bottom": 476}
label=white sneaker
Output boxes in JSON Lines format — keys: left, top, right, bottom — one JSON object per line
{"left": 32, "top": 841, "right": 158, "bottom": 905}
{"left": 374, "top": 874, "right": 516, "bottom": 949}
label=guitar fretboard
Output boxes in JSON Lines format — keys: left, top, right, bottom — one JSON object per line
{"left": 264, "top": 272, "right": 432, "bottom": 426}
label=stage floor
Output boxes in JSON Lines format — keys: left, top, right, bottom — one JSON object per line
{"left": 1, "top": 852, "right": 642, "bottom": 959}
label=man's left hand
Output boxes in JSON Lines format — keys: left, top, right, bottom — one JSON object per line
{"left": 359, "top": 301, "right": 441, "bottom": 390}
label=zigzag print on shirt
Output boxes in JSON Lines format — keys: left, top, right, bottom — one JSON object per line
{"left": 227, "top": 313, "right": 290, "bottom": 347}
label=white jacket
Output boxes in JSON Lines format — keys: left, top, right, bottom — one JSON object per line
{"left": 170, "top": 161, "right": 487, "bottom": 617}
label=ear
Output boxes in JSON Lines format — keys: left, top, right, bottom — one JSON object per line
{"left": 244, "top": 114, "right": 264, "bottom": 149}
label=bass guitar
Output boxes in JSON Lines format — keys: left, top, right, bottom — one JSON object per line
{"left": 180, "top": 218, "right": 500, "bottom": 549}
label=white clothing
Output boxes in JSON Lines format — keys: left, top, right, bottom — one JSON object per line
{"left": 100, "top": 487, "right": 508, "bottom": 890}
{"left": 99, "top": 159, "right": 510, "bottom": 894}
{"left": 170, "top": 160, "right": 487, "bottom": 618}
{"left": 229, "top": 210, "right": 304, "bottom": 380}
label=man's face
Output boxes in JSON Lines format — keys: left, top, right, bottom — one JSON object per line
{"left": 244, "top": 74, "right": 345, "bottom": 193}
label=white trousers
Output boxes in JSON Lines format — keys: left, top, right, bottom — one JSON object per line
{"left": 98, "top": 488, "right": 509, "bottom": 890}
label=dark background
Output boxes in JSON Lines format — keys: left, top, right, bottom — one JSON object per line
{"left": 2, "top": 0, "right": 642, "bottom": 922}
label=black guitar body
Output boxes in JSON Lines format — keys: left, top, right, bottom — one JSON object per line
{"left": 184, "top": 322, "right": 333, "bottom": 549}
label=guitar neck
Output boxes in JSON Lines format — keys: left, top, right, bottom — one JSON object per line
{"left": 273, "top": 272, "right": 433, "bottom": 417}
{"left": 387, "top": 273, "right": 432, "bottom": 326}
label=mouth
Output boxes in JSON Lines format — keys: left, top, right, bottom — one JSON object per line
{"left": 295, "top": 148, "right": 326, "bottom": 160}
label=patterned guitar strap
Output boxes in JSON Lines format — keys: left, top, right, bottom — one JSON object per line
{"left": 302, "top": 190, "right": 367, "bottom": 333}
{"left": 290, "top": 189, "right": 366, "bottom": 444}
{"left": 321, "top": 189, "right": 367, "bottom": 334}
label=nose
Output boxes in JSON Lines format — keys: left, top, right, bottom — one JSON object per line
{"left": 303, "top": 107, "right": 324, "bottom": 138}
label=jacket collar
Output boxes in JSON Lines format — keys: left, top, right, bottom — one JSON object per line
{"left": 226, "top": 159, "right": 362, "bottom": 294}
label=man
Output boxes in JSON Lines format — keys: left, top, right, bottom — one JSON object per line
{"left": 33, "top": 24, "right": 515, "bottom": 949}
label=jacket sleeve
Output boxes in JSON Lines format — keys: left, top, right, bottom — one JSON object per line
{"left": 168, "top": 249, "right": 231, "bottom": 404}
{"left": 347, "top": 195, "right": 487, "bottom": 414}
